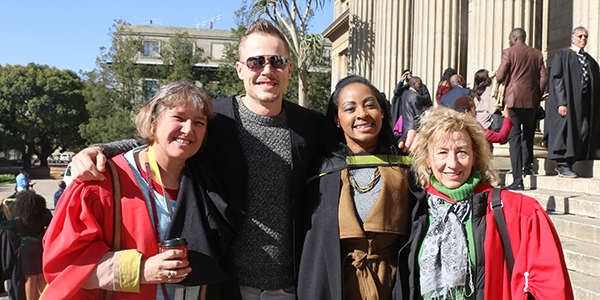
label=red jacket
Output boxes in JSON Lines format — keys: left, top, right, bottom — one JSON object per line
{"left": 407, "top": 184, "right": 573, "bottom": 300}
{"left": 42, "top": 155, "right": 159, "bottom": 300}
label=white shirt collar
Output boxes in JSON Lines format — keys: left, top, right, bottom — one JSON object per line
{"left": 571, "top": 44, "right": 585, "bottom": 53}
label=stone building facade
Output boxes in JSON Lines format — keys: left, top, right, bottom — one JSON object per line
{"left": 323, "top": 0, "right": 600, "bottom": 99}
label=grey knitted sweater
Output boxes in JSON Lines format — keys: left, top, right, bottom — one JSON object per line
{"left": 229, "top": 96, "right": 294, "bottom": 290}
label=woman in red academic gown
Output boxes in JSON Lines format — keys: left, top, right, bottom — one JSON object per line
{"left": 42, "top": 82, "right": 235, "bottom": 300}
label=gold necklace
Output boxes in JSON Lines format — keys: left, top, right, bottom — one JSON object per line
{"left": 348, "top": 168, "right": 381, "bottom": 193}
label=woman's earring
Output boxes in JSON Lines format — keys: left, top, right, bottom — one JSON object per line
{"left": 337, "top": 124, "right": 341, "bottom": 128}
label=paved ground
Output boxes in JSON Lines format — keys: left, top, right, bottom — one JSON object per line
{"left": 1, "top": 177, "right": 62, "bottom": 212}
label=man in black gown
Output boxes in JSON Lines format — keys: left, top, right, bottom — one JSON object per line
{"left": 545, "top": 26, "right": 600, "bottom": 177}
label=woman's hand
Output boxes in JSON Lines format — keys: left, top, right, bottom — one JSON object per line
{"left": 398, "top": 129, "right": 417, "bottom": 153}
{"left": 501, "top": 106, "right": 510, "bottom": 119}
{"left": 140, "top": 250, "right": 191, "bottom": 284}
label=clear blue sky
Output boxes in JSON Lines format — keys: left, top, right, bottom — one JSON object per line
{"left": 0, "top": 0, "right": 333, "bottom": 74}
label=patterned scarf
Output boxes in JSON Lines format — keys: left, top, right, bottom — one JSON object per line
{"left": 419, "top": 175, "right": 479, "bottom": 299}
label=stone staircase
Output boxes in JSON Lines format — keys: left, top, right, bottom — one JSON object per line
{"left": 494, "top": 143, "right": 600, "bottom": 299}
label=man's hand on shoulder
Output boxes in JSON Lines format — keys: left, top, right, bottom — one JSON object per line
{"left": 71, "top": 146, "right": 107, "bottom": 182}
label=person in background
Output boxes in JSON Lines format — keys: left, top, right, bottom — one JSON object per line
{"left": 42, "top": 82, "right": 235, "bottom": 300}
{"left": 15, "top": 170, "right": 32, "bottom": 193}
{"left": 436, "top": 68, "right": 457, "bottom": 105}
{"left": 407, "top": 107, "right": 573, "bottom": 299}
{"left": 470, "top": 69, "right": 496, "bottom": 129}
{"left": 53, "top": 180, "right": 66, "bottom": 208}
{"left": 390, "top": 69, "right": 432, "bottom": 125}
{"left": 440, "top": 74, "right": 470, "bottom": 109}
{"left": 453, "top": 96, "right": 513, "bottom": 146}
{"left": 496, "top": 28, "right": 548, "bottom": 189}
{"left": 545, "top": 26, "right": 600, "bottom": 178}
{"left": 0, "top": 190, "right": 52, "bottom": 300}
{"left": 297, "top": 75, "right": 417, "bottom": 300}
{"left": 399, "top": 76, "right": 426, "bottom": 139}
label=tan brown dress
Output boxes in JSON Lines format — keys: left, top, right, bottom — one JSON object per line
{"left": 338, "top": 166, "right": 412, "bottom": 300}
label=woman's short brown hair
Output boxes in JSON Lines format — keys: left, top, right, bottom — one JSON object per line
{"left": 411, "top": 107, "right": 499, "bottom": 188}
{"left": 135, "top": 82, "right": 213, "bottom": 144}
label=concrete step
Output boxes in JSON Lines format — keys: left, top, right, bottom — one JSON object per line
{"left": 569, "top": 270, "right": 600, "bottom": 300}
{"left": 518, "top": 189, "right": 600, "bottom": 219}
{"left": 561, "top": 236, "right": 600, "bottom": 278}
{"left": 549, "top": 213, "right": 600, "bottom": 246}
{"left": 504, "top": 173, "right": 600, "bottom": 196}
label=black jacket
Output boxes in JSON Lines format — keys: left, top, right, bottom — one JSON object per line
{"left": 204, "top": 96, "right": 323, "bottom": 300}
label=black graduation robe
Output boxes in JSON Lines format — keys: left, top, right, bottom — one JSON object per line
{"left": 545, "top": 47, "right": 600, "bottom": 160}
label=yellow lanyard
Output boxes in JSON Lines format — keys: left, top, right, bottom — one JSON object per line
{"left": 147, "top": 145, "right": 163, "bottom": 186}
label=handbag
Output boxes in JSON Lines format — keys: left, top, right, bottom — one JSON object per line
{"left": 489, "top": 111, "right": 504, "bottom": 132}
{"left": 535, "top": 106, "right": 545, "bottom": 120}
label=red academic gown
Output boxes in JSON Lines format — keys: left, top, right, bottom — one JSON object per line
{"left": 408, "top": 184, "right": 574, "bottom": 299}
{"left": 42, "top": 155, "right": 160, "bottom": 300}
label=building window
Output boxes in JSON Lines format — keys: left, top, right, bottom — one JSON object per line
{"left": 143, "top": 41, "right": 159, "bottom": 57}
{"left": 143, "top": 80, "right": 158, "bottom": 100}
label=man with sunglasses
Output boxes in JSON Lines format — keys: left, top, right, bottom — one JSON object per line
{"left": 545, "top": 26, "right": 600, "bottom": 178}
{"left": 203, "top": 18, "right": 324, "bottom": 300}
{"left": 497, "top": 27, "right": 548, "bottom": 190}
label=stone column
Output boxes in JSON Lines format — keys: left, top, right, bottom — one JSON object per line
{"left": 348, "top": 0, "right": 375, "bottom": 80}
{"left": 411, "top": 0, "right": 469, "bottom": 99}
{"left": 466, "top": 0, "right": 543, "bottom": 87}
{"left": 573, "top": 0, "right": 600, "bottom": 60}
{"left": 371, "top": 0, "right": 412, "bottom": 98}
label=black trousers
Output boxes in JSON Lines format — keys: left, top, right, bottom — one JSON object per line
{"left": 508, "top": 108, "right": 536, "bottom": 184}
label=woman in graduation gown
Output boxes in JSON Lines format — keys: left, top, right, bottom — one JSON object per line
{"left": 42, "top": 82, "right": 236, "bottom": 300}
{"left": 407, "top": 107, "right": 572, "bottom": 299}
{"left": 297, "top": 75, "right": 418, "bottom": 300}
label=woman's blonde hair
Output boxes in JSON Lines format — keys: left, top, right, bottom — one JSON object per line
{"left": 411, "top": 107, "right": 498, "bottom": 188}
{"left": 135, "top": 82, "right": 213, "bottom": 144}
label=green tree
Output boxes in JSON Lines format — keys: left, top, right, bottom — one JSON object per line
{"left": 160, "top": 31, "right": 210, "bottom": 83}
{"left": 80, "top": 20, "right": 148, "bottom": 144}
{"left": 0, "top": 63, "right": 88, "bottom": 168}
{"left": 81, "top": 20, "right": 216, "bottom": 144}
{"left": 251, "top": 0, "right": 327, "bottom": 108}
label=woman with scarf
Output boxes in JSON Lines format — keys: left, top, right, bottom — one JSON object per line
{"left": 407, "top": 107, "right": 573, "bottom": 299}
{"left": 297, "top": 75, "right": 418, "bottom": 300}
{"left": 42, "top": 82, "right": 235, "bottom": 300}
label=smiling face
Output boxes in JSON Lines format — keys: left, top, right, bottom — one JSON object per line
{"left": 235, "top": 33, "right": 292, "bottom": 111}
{"left": 427, "top": 129, "right": 475, "bottom": 189}
{"left": 572, "top": 28, "right": 588, "bottom": 50}
{"left": 151, "top": 105, "right": 207, "bottom": 165}
{"left": 335, "top": 82, "right": 384, "bottom": 153}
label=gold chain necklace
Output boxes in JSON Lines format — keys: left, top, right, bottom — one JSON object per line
{"left": 348, "top": 168, "right": 381, "bottom": 193}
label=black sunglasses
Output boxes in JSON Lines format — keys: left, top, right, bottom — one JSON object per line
{"left": 241, "top": 55, "right": 289, "bottom": 70}
{"left": 578, "top": 34, "right": 588, "bottom": 39}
